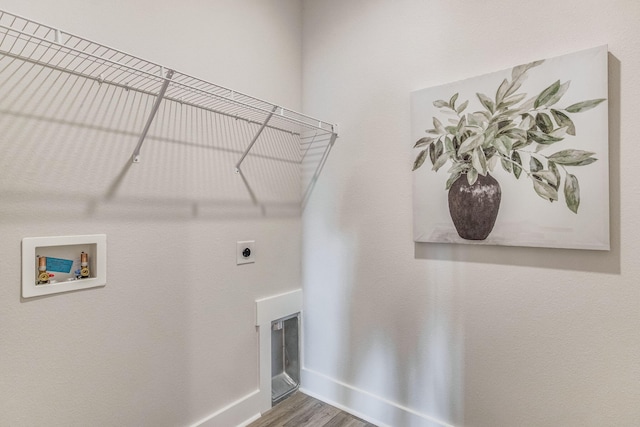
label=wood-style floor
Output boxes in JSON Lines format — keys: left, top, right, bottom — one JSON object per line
{"left": 248, "top": 392, "right": 377, "bottom": 427}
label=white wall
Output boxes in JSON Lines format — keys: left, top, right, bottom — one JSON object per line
{"left": 0, "top": 1, "right": 302, "bottom": 426}
{"left": 302, "top": 1, "right": 640, "bottom": 426}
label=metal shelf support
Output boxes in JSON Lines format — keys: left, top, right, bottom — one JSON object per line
{"left": 235, "top": 105, "right": 279, "bottom": 173}
{"left": 234, "top": 105, "right": 279, "bottom": 204}
{"left": 132, "top": 68, "right": 175, "bottom": 163}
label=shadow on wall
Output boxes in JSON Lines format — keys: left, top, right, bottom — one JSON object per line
{"left": 324, "top": 173, "right": 465, "bottom": 426}
{"left": 414, "top": 53, "right": 621, "bottom": 276}
{"left": 0, "top": 49, "right": 332, "bottom": 220}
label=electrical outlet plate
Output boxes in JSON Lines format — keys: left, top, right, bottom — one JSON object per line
{"left": 237, "top": 240, "right": 255, "bottom": 265}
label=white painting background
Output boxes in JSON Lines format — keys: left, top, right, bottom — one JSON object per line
{"left": 411, "top": 46, "right": 609, "bottom": 250}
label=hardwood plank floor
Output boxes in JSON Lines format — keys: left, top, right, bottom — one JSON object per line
{"left": 248, "top": 392, "right": 377, "bottom": 427}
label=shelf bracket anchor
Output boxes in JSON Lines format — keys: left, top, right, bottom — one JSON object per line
{"left": 131, "top": 69, "right": 175, "bottom": 163}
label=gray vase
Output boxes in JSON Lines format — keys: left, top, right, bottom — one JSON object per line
{"left": 448, "top": 173, "right": 501, "bottom": 240}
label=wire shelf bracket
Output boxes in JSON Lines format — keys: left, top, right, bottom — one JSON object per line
{"left": 234, "top": 105, "right": 279, "bottom": 203}
{"left": 235, "top": 105, "right": 279, "bottom": 174}
{"left": 132, "top": 68, "right": 174, "bottom": 163}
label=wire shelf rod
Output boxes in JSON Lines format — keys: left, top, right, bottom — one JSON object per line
{"left": 0, "top": 19, "right": 336, "bottom": 134}
{"left": 0, "top": 48, "right": 311, "bottom": 138}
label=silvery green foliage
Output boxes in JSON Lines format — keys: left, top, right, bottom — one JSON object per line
{"left": 413, "top": 60, "right": 605, "bottom": 214}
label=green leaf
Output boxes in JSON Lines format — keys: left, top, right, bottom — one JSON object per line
{"left": 549, "top": 161, "right": 561, "bottom": 188}
{"left": 512, "top": 151, "right": 523, "bottom": 179}
{"left": 534, "top": 170, "right": 558, "bottom": 186}
{"left": 476, "top": 93, "right": 495, "bottom": 114}
{"left": 501, "top": 135, "right": 514, "bottom": 151}
{"left": 549, "top": 126, "right": 569, "bottom": 139}
{"left": 497, "top": 120, "right": 512, "bottom": 131}
{"left": 458, "top": 133, "right": 484, "bottom": 155}
{"left": 432, "top": 152, "right": 449, "bottom": 171}
{"left": 565, "top": 98, "right": 606, "bottom": 113}
{"left": 499, "top": 92, "right": 527, "bottom": 109}
{"left": 429, "top": 142, "right": 437, "bottom": 165}
{"left": 511, "top": 140, "right": 531, "bottom": 150}
{"left": 505, "top": 74, "right": 525, "bottom": 98}
{"left": 571, "top": 157, "right": 598, "bottom": 166}
{"left": 550, "top": 109, "right": 576, "bottom": 136}
{"left": 483, "top": 123, "right": 499, "bottom": 146}
{"left": 533, "top": 179, "right": 559, "bottom": 201}
{"left": 413, "top": 149, "right": 428, "bottom": 170}
{"left": 511, "top": 59, "right": 544, "bottom": 81}
{"left": 467, "top": 113, "right": 481, "bottom": 127}
{"left": 519, "top": 114, "right": 535, "bottom": 130}
{"left": 445, "top": 171, "right": 462, "bottom": 190}
{"left": 452, "top": 136, "right": 460, "bottom": 150}
{"left": 433, "top": 100, "right": 449, "bottom": 108}
{"left": 535, "top": 112, "right": 554, "bottom": 134}
{"left": 511, "top": 64, "right": 528, "bottom": 81}
{"left": 495, "top": 79, "right": 509, "bottom": 104}
{"left": 467, "top": 168, "right": 478, "bottom": 185}
{"left": 501, "top": 157, "right": 512, "bottom": 173}
{"left": 564, "top": 173, "right": 580, "bottom": 213}
{"left": 456, "top": 115, "right": 467, "bottom": 133}
{"left": 502, "top": 127, "right": 527, "bottom": 142}
{"left": 449, "top": 93, "right": 459, "bottom": 109}
{"left": 456, "top": 100, "right": 469, "bottom": 114}
{"left": 493, "top": 136, "right": 509, "bottom": 156}
{"left": 487, "top": 154, "right": 498, "bottom": 172}
{"left": 530, "top": 156, "right": 543, "bottom": 172}
{"left": 478, "top": 110, "right": 492, "bottom": 122}
{"left": 444, "top": 136, "right": 454, "bottom": 154}
{"left": 414, "top": 136, "right": 435, "bottom": 148}
{"left": 545, "top": 81, "right": 570, "bottom": 107}
{"left": 433, "top": 117, "right": 446, "bottom": 134}
{"left": 472, "top": 147, "right": 487, "bottom": 176}
{"left": 528, "top": 130, "right": 563, "bottom": 144}
{"left": 436, "top": 138, "right": 444, "bottom": 154}
{"left": 534, "top": 80, "right": 560, "bottom": 108}
{"left": 447, "top": 162, "right": 469, "bottom": 174}
{"left": 516, "top": 96, "right": 537, "bottom": 114}
{"left": 548, "top": 149, "right": 596, "bottom": 165}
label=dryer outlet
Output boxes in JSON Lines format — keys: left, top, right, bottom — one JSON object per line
{"left": 237, "top": 240, "right": 255, "bottom": 265}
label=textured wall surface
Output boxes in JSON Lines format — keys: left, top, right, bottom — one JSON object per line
{"left": 0, "top": 1, "right": 303, "bottom": 426}
{"left": 301, "top": 1, "right": 640, "bottom": 426}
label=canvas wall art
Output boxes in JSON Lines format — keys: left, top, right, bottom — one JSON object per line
{"left": 411, "top": 45, "right": 609, "bottom": 250}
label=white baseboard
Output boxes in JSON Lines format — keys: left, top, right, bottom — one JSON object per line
{"left": 301, "top": 368, "right": 457, "bottom": 427}
{"left": 190, "top": 389, "right": 261, "bottom": 427}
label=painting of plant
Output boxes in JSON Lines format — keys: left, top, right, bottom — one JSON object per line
{"left": 411, "top": 46, "right": 609, "bottom": 250}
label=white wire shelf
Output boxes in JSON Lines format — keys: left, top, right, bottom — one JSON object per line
{"left": 0, "top": 9, "right": 337, "bottom": 209}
